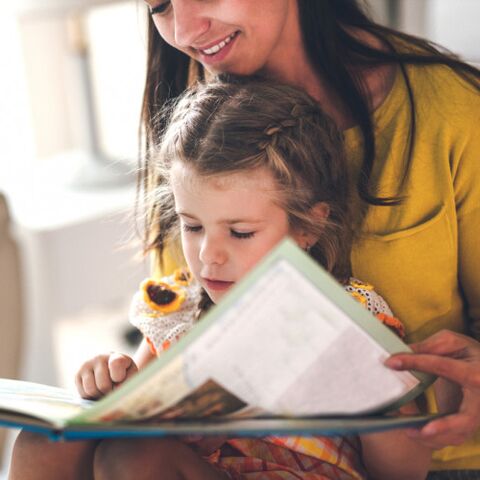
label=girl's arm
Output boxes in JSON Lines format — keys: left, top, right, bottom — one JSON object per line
{"left": 134, "top": 338, "right": 157, "bottom": 369}
{"left": 360, "top": 403, "right": 432, "bottom": 480}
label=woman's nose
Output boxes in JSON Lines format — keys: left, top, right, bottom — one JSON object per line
{"left": 173, "top": 0, "right": 211, "bottom": 48}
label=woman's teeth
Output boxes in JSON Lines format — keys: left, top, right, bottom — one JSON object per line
{"left": 201, "top": 32, "right": 236, "bottom": 55}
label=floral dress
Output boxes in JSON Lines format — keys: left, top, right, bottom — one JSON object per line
{"left": 129, "top": 270, "right": 404, "bottom": 480}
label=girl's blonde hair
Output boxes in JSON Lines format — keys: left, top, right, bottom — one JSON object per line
{"left": 147, "top": 77, "right": 354, "bottom": 283}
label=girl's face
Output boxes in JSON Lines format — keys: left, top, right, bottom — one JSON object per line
{"left": 146, "top": 0, "right": 301, "bottom": 76}
{"left": 171, "top": 163, "right": 304, "bottom": 303}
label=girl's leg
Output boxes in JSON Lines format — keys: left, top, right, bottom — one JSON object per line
{"left": 9, "top": 430, "right": 98, "bottom": 480}
{"left": 94, "top": 437, "right": 230, "bottom": 480}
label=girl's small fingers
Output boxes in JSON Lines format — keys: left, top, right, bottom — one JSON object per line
{"left": 75, "top": 372, "right": 88, "bottom": 399}
{"left": 93, "top": 361, "right": 114, "bottom": 395}
{"left": 108, "top": 354, "right": 134, "bottom": 383}
{"left": 124, "top": 363, "right": 139, "bottom": 381}
{"left": 81, "top": 370, "right": 103, "bottom": 399}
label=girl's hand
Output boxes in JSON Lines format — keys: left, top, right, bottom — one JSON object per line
{"left": 385, "top": 330, "right": 480, "bottom": 449}
{"left": 75, "top": 353, "right": 138, "bottom": 399}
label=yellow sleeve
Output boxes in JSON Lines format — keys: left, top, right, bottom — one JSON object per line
{"left": 453, "top": 107, "right": 480, "bottom": 339}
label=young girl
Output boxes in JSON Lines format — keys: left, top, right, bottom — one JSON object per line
{"left": 57, "top": 78, "right": 429, "bottom": 480}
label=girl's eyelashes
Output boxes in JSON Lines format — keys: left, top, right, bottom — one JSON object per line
{"left": 182, "top": 224, "right": 202, "bottom": 233}
{"left": 230, "top": 230, "right": 255, "bottom": 239}
{"left": 182, "top": 223, "right": 255, "bottom": 240}
{"left": 149, "top": 1, "right": 171, "bottom": 16}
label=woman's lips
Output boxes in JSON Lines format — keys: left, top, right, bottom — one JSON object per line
{"left": 203, "top": 278, "right": 234, "bottom": 291}
{"left": 197, "top": 31, "right": 239, "bottom": 65}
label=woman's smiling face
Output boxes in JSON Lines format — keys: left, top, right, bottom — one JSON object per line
{"left": 145, "top": 0, "right": 300, "bottom": 76}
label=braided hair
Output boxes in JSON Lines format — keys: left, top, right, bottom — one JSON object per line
{"left": 149, "top": 77, "right": 355, "bottom": 317}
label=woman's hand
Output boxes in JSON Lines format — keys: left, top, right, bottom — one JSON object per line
{"left": 75, "top": 353, "right": 138, "bottom": 399}
{"left": 385, "top": 330, "right": 480, "bottom": 449}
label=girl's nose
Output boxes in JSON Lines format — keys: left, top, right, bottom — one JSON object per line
{"left": 199, "top": 236, "right": 227, "bottom": 266}
{"left": 173, "top": 0, "right": 211, "bottom": 49}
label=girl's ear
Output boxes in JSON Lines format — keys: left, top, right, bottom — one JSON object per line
{"left": 311, "top": 202, "right": 330, "bottom": 222}
{"left": 292, "top": 202, "right": 330, "bottom": 250}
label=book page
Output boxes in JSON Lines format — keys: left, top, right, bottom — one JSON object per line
{"left": 0, "top": 379, "right": 91, "bottom": 426}
{"left": 182, "top": 260, "right": 419, "bottom": 415}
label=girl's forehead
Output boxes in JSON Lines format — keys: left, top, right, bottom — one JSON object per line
{"left": 171, "top": 162, "right": 288, "bottom": 224}
{"left": 170, "top": 162, "right": 279, "bottom": 193}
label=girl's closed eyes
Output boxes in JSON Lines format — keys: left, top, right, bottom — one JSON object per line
{"left": 182, "top": 223, "right": 202, "bottom": 233}
{"left": 230, "top": 230, "right": 255, "bottom": 239}
{"left": 181, "top": 223, "right": 256, "bottom": 240}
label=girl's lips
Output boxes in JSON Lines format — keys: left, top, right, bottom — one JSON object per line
{"left": 203, "top": 278, "right": 234, "bottom": 291}
{"left": 197, "top": 32, "right": 239, "bottom": 66}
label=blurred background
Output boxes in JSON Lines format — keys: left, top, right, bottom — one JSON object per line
{"left": 0, "top": 0, "right": 479, "bottom": 474}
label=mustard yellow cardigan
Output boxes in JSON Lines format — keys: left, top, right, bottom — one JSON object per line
{"left": 346, "top": 64, "right": 480, "bottom": 470}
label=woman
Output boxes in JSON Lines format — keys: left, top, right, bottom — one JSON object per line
{"left": 139, "top": 0, "right": 480, "bottom": 476}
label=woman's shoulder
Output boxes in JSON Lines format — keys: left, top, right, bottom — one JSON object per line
{"left": 387, "top": 35, "right": 479, "bottom": 116}
{"left": 407, "top": 63, "right": 480, "bottom": 125}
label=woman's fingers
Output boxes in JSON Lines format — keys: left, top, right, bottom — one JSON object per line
{"left": 386, "top": 329, "right": 480, "bottom": 388}
{"left": 408, "top": 329, "right": 477, "bottom": 357}
{"left": 385, "top": 353, "right": 472, "bottom": 385}
{"left": 385, "top": 329, "right": 480, "bottom": 449}
{"left": 405, "top": 412, "right": 478, "bottom": 448}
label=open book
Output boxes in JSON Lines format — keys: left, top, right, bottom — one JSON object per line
{"left": 0, "top": 239, "right": 436, "bottom": 441}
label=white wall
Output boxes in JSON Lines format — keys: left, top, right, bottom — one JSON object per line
{"left": 368, "top": 0, "right": 391, "bottom": 24}
{"left": 16, "top": 1, "right": 147, "bottom": 163}
{"left": 395, "top": 0, "right": 480, "bottom": 62}
{"left": 0, "top": 3, "right": 150, "bottom": 388}
{"left": 19, "top": 15, "right": 74, "bottom": 159}
{"left": 87, "top": 2, "right": 148, "bottom": 161}
{"left": 0, "top": 11, "right": 35, "bottom": 192}
{"left": 427, "top": 0, "right": 480, "bottom": 62}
